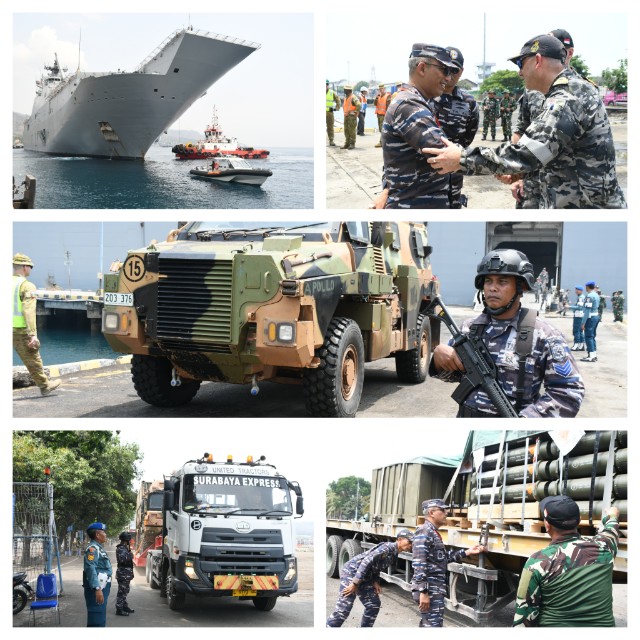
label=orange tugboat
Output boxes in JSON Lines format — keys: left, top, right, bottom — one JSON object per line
{"left": 172, "top": 107, "right": 270, "bottom": 160}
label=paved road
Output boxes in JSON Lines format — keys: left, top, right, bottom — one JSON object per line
{"left": 13, "top": 297, "right": 626, "bottom": 418}
{"left": 14, "top": 543, "right": 313, "bottom": 627}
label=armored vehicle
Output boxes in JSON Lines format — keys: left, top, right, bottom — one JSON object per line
{"left": 102, "top": 221, "right": 440, "bottom": 417}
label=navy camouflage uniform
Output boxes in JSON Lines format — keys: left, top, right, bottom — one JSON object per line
{"left": 382, "top": 84, "right": 452, "bottom": 208}
{"left": 460, "top": 67, "right": 626, "bottom": 208}
{"left": 429, "top": 307, "right": 584, "bottom": 417}
{"left": 411, "top": 520, "right": 466, "bottom": 627}
{"left": 83, "top": 538, "right": 113, "bottom": 627}
{"left": 326, "top": 542, "right": 399, "bottom": 627}
{"left": 115, "top": 542, "right": 134, "bottom": 612}
{"left": 431, "top": 87, "right": 479, "bottom": 207}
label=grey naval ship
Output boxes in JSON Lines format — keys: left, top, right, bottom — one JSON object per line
{"left": 22, "top": 28, "right": 259, "bottom": 160}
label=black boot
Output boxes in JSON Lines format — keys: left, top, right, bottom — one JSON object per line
{"left": 123, "top": 606, "right": 135, "bottom": 614}
{"left": 116, "top": 609, "right": 129, "bottom": 616}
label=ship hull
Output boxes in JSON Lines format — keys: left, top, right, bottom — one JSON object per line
{"left": 23, "top": 31, "right": 258, "bottom": 160}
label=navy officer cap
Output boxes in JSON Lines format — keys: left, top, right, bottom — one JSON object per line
{"left": 86, "top": 522, "right": 107, "bottom": 533}
{"left": 509, "top": 34, "right": 567, "bottom": 65}
{"left": 422, "top": 498, "right": 448, "bottom": 512}
{"left": 539, "top": 496, "right": 580, "bottom": 529}
{"left": 410, "top": 43, "right": 459, "bottom": 69}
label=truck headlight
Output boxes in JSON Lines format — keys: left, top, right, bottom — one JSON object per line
{"left": 103, "top": 312, "right": 119, "bottom": 331}
{"left": 283, "top": 557, "right": 297, "bottom": 582}
{"left": 266, "top": 321, "right": 295, "bottom": 343}
{"left": 278, "top": 323, "right": 294, "bottom": 342}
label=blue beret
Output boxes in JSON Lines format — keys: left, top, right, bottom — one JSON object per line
{"left": 585, "top": 281, "right": 596, "bottom": 287}
{"left": 86, "top": 522, "right": 107, "bottom": 532}
{"left": 575, "top": 285, "right": 584, "bottom": 290}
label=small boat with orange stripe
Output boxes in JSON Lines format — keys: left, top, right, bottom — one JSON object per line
{"left": 189, "top": 156, "right": 272, "bottom": 186}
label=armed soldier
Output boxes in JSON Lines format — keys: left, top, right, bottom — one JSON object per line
{"left": 115, "top": 531, "right": 135, "bottom": 616}
{"left": 326, "top": 529, "right": 414, "bottom": 627}
{"left": 429, "top": 249, "right": 584, "bottom": 417}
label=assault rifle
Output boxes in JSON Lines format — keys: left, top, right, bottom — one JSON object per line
{"left": 426, "top": 296, "right": 519, "bottom": 418}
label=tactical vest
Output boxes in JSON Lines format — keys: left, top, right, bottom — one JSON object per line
{"left": 326, "top": 89, "right": 337, "bottom": 111}
{"left": 375, "top": 94, "right": 388, "bottom": 115}
{"left": 343, "top": 94, "right": 358, "bottom": 116}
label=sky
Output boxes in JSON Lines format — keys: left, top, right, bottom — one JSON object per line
{"left": 326, "top": 12, "right": 629, "bottom": 86}
{"left": 12, "top": 12, "right": 313, "bottom": 148}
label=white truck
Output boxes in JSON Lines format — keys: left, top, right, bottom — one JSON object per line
{"left": 147, "top": 453, "right": 303, "bottom": 611}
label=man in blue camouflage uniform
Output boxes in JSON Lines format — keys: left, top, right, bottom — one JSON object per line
{"left": 423, "top": 34, "right": 626, "bottom": 208}
{"left": 568, "top": 285, "right": 586, "bottom": 351}
{"left": 411, "top": 499, "right": 485, "bottom": 627}
{"left": 83, "top": 522, "right": 113, "bottom": 627}
{"left": 115, "top": 531, "right": 135, "bottom": 616}
{"left": 326, "top": 529, "right": 414, "bottom": 627}
{"left": 430, "top": 249, "right": 584, "bottom": 417}
{"left": 513, "top": 496, "right": 620, "bottom": 626}
{"left": 481, "top": 89, "right": 499, "bottom": 140}
{"left": 380, "top": 43, "right": 459, "bottom": 208}
{"left": 431, "top": 47, "right": 479, "bottom": 208}
{"left": 580, "top": 281, "right": 600, "bottom": 363}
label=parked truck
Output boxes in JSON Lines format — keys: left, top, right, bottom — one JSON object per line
{"left": 101, "top": 221, "right": 440, "bottom": 417}
{"left": 147, "top": 453, "right": 303, "bottom": 611}
{"left": 133, "top": 480, "right": 164, "bottom": 568}
{"left": 326, "top": 430, "right": 627, "bottom": 624}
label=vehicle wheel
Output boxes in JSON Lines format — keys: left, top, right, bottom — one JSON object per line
{"left": 303, "top": 318, "right": 365, "bottom": 417}
{"left": 13, "top": 589, "right": 28, "bottom": 615}
{"left": 146, "top": 556, "right": 153, "bottom": 585}
{"left": 131, "top": 355, "right": 201, "bottom": 407}
{"left": 159, "top": 565, "right": 167, "bottom": 597}
{"left": 252, "top": 596, "right": 278, "bottom": 611}
{"left": 166, "top": 573, "right": 186, "bottom": 610}
{"left": 326, "top": 535, "right": 344, "bottom": 578}
{"left": 339, "top": 539, "right": 363, "bottom": 572}
{"left": 395, "top": 313, "right": 431, "bottom": 383}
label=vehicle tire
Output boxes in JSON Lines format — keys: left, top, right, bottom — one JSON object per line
{"left": 395, "top": 313, "right": 431, "bottom": 383}
{"left": 166, "top": 573, "right": 186, "bottom": 610}
{"left": 159, "top": 564, "right": 167, "bottom": 598}
{"left": 252, "top": 596, "right": 278, "bottom": 611}
{"left": 13, "top": 589, "right": 28, "bottom": 615}
{"left": 339, "top": 539, "right": 363, "bottom": 572}
{"left": 326, "top": 534, "right": 344, "bottom": 578}
{"left": 303, "top": 318, "right": 365, "bottom": 417}
{"left": 131, "top": 355, "right": 201, "bottom": 407}
{"left": 146, "top": 556, "right": 153, "bottom": 585}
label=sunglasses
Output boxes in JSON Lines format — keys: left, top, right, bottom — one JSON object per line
{"left": 422, "top": 62, "right": 455, "bottom": 77}
{"left": 515, "top": 54, "right": 535, "bottom": 70}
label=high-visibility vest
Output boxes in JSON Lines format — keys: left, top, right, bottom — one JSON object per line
{"left": 343, "top": 94, "right": 358, "bottom": 116}
{"left": 326, "top": 89, "right": 337, "bottom": 111}
{"left": 13, "top": 275, "right": 27, "bottom": 328}
{"left": 375, "top": 94, "right": 389, "bottom": 115}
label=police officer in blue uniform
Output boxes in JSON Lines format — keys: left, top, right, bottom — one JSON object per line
{"left": 83, "top": 522, "right": 113, "bottom": 627}
{"left": 115, "top": 531, "right": 135, "bottom": 616}
{"left": 326, "top": 529, "right": 414, "bottom": 627}
{"left": 411, "top": 499, "right": 485, "bottom": 627}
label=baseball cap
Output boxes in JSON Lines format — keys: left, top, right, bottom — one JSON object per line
{"left": 549, "top": 29, "right": 574, "bottom": 49}
{"left": 410, "top": 43, "right": 459, "bottom": 70}
{"left": 445, "top": 46, "right": 464, "bottom": 70}
{"left": 422, "top": 498, "right": 448, "bottom": 512}
{"left": 509, "top": 35, "right": 567, "bottom": 66}
{"left": 539, "top": 496, "right": 580, "bottom": 529}
{"left": 396, "top": 528, "right": 415, "bottom": 542}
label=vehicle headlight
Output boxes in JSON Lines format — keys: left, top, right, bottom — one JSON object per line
{"left": 283, "top": 557, "right": 297, "bottom": 582}
{"left": 103, "top": 312, "right": 119, "bottom": 331}
{"left": 266, "top": 321, "right": 295, "bottom": 344}
{"left": 278, "top": 323, "right": 294, "bottom": 342}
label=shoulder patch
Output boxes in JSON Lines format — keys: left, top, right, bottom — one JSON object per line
{"left": 544, "top": 98, "right": 567, "bottom": 111}
{"left": 549, "top": 337, "right": 568, "bottom": 362}
{"left": 87, "top": 554, "right": 95, "bottom": 561}
{"left": 552, "top": 77, "right": 570, "bottom": 86}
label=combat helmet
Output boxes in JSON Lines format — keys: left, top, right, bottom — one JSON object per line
{"left": 13, "top": 253, "right": 34, "bottom": 267}
{"left": 119, "top": 531, "right": 133, "bottom": 542}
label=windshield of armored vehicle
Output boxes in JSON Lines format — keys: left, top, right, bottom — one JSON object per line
{"left": 187, "top": 222, "right": 334, "bottom": 235}
{"left": 182, "top": 474, "right": 293, "bottom": 515}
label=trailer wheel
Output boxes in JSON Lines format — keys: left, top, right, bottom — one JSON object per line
{"left": 326, "top": 535, "right": 344, "bottom": 578}
{"left": 395, "top": 313, "right": 431, "bottom": 383}
{"left": 303, "top": 318, "right": 365, "bottom": 418}
{"left": 166, "top": 573, "right": 186, "bottom": 610}
{"left": 252, "top": 596, "right": 278, "bottom": 611}
{"left": 132, "top": 355, "right": 201, "bottom": 407}
{"left": 339, "top": 539, "right": 363, "bottom": 572}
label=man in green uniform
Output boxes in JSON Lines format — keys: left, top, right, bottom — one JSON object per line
{"left": 481, "top": 89, "right": 499, "bottom": 140}
{"left": 341, "top": 85, "right": 361, "bottom": 150}
{"left": 12, "top": 253, "right": 60, "bottom": 395}
{"left": 513, "top": 496, "right": 620, "bottom": 626}
{"left": 326, "top": 80, "right": 342, "bottom": 147}
{"left": 499, "top": 89, "right": 515, "bottom": 141}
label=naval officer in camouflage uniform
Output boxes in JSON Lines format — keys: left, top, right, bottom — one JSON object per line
{"left": 12, "top": 253, "right": 61, "bottom": 395}
{"left": 411, "top": 499, "right": 485, "bottom": 627}
{"left": 430, "top": 249, "right": 584, "bottom": 417}
{"left": 380, "top": 43, "right": 459, "bottom": 208}
{"left": 513, "top": 496, "right": 620, "bottom": 626}
{"left": 423, "top": 34, "right": 626, "bottom": 208}
{"left": 83, "top": 522, "right": 113, "bottom": 627}
{"left": 115, "top": 531, "right": 135, "bottom": 616}
{"left": 431, "top": 46, "right": 479, "bottom": 208}
{"left": 326, "top": 529, "right": 414, "bottom": 627}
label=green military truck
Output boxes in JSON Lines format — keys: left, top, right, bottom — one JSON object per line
{"left": 101, "top": 221, "right": 441, "bottom": 417}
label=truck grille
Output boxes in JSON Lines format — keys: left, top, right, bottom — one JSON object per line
{"left": 157, "top": 257, "right": 233, "bottom": 345}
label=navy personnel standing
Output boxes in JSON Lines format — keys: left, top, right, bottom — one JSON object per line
{"left": 430, "top": 249, "right": 584, "bottom": 417}
{"left": 115, "top": 531, "right": 135, "bottom": 616}
{"left": 83, "top": 522, "right": 113, "bottom": 627}
{"left": 411, "top": 499, "right": 485, "bottom": 627}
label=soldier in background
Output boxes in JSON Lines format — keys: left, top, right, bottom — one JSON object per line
{"left": 423, "top": 34, "right": 626, "bottom": 208}
{"left": 411, "top": 499, "right": 485, "bottom": 627}
{"left": 568, "top": 285, "right": 587, "bottom": 351}
{"left": 581, "top": 281, "right": 600, "bottom": 362}
{"left": 513, "top": 496, "right": 620, "bottom": 626}
{"left": 341, "top": 85, "right": 361, "bottom": 150}
{"left": 374, "top": 83, "right": 391, "bottom": 148}
{"left": 12, "top": 253, "right": 61, "bottom": 395}
{"left": 83, "top": 522, "right": 113, "bottom": 627}
{"left": 499, "top": 89, "right": 516, "bottom": 141}
{"left": 326, "top": 80, "right": 341, "bottom": 147}
{"left": 326, "top": 529, "right": 414, "bottom": 627}
{"left": 612, "top": 290, "right": 625, "bottom": 322}
{"left": 115, "top": 531, "right": 135, "bottom": 616}
{"left": 481, "top": 89, "right": 499, "bottom": 140}
{"left": 357, "top": 87, "right": 368, "bottom": 136}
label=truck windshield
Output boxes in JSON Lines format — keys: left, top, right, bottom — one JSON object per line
{"left": 182, "top": 474, "right": 293, "bottom": 515}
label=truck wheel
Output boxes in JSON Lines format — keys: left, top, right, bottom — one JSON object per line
{"left": 146, "top": 556, "right": 153, "bottom": 585}
{"left": 252, "top": 596, "right": 278, "bottom": 611}
{"left": 339, "top": 539, "right": 363, "bottom": 572}
{"left": 395, "top": 313, "right": 430, "bottom": 383}
{"left": 166, "top": 573, "right": 186, "bottom": 610}
{"left": 303, "top": 318, "right": 364, "bottom": 418}
{"left": 326, "top": 534, "right": 344, "bottom": 578}
{"left": 159, "top": 565, "right": 167, "bottom": 597}
{"left": 131, "top": 355, "right": 201, "bottom": 407}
